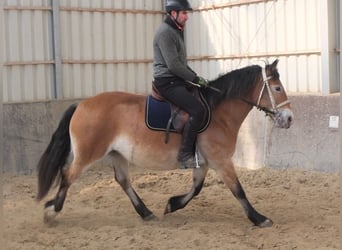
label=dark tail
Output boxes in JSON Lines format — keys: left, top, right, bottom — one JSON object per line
{"left": 36, "top": 103, "right": 78, "bottom": 201}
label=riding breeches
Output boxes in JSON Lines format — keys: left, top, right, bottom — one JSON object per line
{"left": 153, "top": 78, "right": 205, "bottom": 131}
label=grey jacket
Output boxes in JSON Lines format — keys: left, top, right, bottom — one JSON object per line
{"left": 153, "top": 19, "right": 197, "bottom": 82}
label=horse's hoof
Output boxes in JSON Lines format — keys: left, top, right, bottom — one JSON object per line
{"left": 164, "top": 204, "right": 171, "bottom": 214}
{"left": 143, "top": 214, "right": 158, "bottom": 221}
{"left": 44, "top": 205, "right": 58, "bottom": 225}
{"left": 258, "top": 218, "right": 273, "bottom": 228}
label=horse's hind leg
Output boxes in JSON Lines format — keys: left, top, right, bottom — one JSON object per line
{"left": 217, "top": 161, "right": 273, "bottom": 227}
{"left": 164, "top": 166, "right": 209, "bottom": 214}
{"left": 44, "top": 173, "right": 70, "bottom": 224}
{"left": 43, "top": 160, "right": 85, "bottom": 224}
{"left": 111, "top": 153, "right": 156, "bottom": 221}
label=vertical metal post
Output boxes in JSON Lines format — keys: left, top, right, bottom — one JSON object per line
{"left": 321, "top": 0, "right": 338, "bottom": 94}
{"left": 0, "top": 0, "right": 4, "bottom": 177}
{"left": 0, "top": 0, "right": 4, "bottom": 102}
{"left": 51, "top": 0, "right": 62, "bottom": 99}
{"left": 339, "top": 3, "right": 342, "bottom": 246}
{"left": 338, "top": 0, "right": 341, "bottom": 91}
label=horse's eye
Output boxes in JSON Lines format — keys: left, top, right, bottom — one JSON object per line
{"left": 274, "top": 86, "right": 282, "bottom": 92}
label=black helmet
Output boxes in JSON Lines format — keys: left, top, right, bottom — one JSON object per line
{"left": 165, "top": 0, "right": 193, "bottom": 13}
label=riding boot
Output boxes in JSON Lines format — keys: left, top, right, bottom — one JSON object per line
{"left": 177, "top": 119, "right": 199, "bottom": 169}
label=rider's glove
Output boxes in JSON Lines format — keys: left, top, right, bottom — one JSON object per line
{"left": 196, "top": 76, "right": 209, "bottom": 87}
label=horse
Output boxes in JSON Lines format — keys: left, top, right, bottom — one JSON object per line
{"left": 36, "top": 59, "right": 293, "bottom": 228}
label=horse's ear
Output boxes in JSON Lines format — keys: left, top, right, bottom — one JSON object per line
{"left": 271, "top": 59, "right": 279, "bottom": 69}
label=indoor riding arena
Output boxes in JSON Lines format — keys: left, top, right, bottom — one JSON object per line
{"left": 2, "top": 1, "right": 340, "bottom": 249}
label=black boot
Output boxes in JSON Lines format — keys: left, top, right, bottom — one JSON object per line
{"left": 177, "top": 120, "right": 199, "bottom": 169}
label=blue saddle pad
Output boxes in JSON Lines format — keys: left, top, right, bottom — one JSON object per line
{"left": 145, "top": 95, "right": 176, "bottom": 132}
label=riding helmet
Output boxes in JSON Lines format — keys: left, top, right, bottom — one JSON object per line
{"left": 165, "top": 0, "right": 193, "bottom": 13}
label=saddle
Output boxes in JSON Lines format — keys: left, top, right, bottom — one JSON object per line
{"left": 145, "top": 83, "right": 211, "bottom": 143}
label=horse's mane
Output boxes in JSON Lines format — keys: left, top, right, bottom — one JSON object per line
{"left": 204, "top": 63, "right": 279, "bottom": 109}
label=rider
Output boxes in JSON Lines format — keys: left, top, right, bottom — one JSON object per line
{"left": 153, "top": 0, "right": 209, "bottom": 169}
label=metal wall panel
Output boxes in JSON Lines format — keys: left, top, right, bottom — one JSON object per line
{"left": 59, "top": 0, "right": 163, "bottom": 98}
{"left": 3, "top": 0, "right": 54, "bottom": 102}
{"left": 2, "top": 0, "right": 340, "bottom": 102}
{"left": 186, "top": 0, "right": 323, "bottom": 93}
{"left": 3, "top": 0, "right": 163, "bottom": 101}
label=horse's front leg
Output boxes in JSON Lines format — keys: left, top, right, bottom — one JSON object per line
{"left": 216, "top": 160, "right": 273, "bottom": 228}
{"left": 164, "top": 166, "right": 209, "bottom": 214}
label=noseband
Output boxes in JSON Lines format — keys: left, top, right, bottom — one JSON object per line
{"left": 242, "top": 67, "right": 291, "bottom": 117}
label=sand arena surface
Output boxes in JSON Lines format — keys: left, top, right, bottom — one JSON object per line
{"left": 3, "top": 166, "right": 340, "bottom": 250}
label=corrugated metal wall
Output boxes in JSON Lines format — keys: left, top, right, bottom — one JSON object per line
{"left": 3, "top": 0, "right": 340, "bottom": 102}
{"left": 3, "top": 0, "right": 163, "bottom": 102}
{"left": 186, "top": 0, "right": 322, "bottom": 93}
{"left": 59, "top": 0, "right": 163, "bottom": 98}
{"left": 3, "top": 1, "right": 54, "bottom": 101}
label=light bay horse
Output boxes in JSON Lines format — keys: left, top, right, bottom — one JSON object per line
{"left": 37, "top": 59, "right": 293, "bottom": 227}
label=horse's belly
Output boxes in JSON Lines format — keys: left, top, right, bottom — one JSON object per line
{"left": 110, "top": 135, "right": 180, "bottom": 170}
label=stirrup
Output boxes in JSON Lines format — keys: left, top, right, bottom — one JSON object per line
{"left": 179, "top": 158, "right": 200, "bottom": 169}
{"left": 194, "top": 153, "right": 201, "bottom": 168}
{"left": 179, "top": 148, "right": 204, "bottom": 169}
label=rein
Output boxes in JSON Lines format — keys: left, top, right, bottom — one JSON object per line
{"left": 241, "top": 67, "right": 290, "bottom": 117}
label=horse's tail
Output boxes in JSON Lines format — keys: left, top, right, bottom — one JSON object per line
{"left": 36, "top": 103, "right": 78, "bottom": 201}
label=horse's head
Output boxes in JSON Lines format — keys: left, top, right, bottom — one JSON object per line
{"left": 206, "top": 60, "right": 293, "bottom": 129}
{"left": 251, "top": 59, "right": 293, "bottom": 128}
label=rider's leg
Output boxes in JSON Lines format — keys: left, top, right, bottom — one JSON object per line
{"left": 154, "top": 80, "right": 205, "bottom": 169}
{"left": 177, "top": 117, "right": 198, "bottom": 168}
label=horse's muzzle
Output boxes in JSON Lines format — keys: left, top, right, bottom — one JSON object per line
{"left": 274, "top": 109, "right": 294, "bottom": 129}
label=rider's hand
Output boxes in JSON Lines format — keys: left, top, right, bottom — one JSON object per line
{"left": 196, "top": 76, "right": 209, "bottom": 87}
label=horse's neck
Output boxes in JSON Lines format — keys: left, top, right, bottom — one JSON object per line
{"left": 214, "top": 99, "right": 252, "bottom": 132}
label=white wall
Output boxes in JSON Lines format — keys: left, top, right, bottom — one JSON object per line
{"left": 186, "top": 0, "right": 335, "bottom": 94}
{"left": 2, "top": 0, "right": 340, "bottom": 102}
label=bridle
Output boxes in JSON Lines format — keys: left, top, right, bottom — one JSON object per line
{"left": 242, "top": 67, "right": 291, "bottom": 117}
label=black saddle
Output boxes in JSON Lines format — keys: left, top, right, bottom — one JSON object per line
{"left": 145, "top": 84, "right": 211, "bottom": 143}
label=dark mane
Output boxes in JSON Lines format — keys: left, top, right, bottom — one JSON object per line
{"left": 203, "top": 65, "right": 262, "bottom": 108}
{"left": 203, "top": 60, "right": 281, "bottom": 109}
